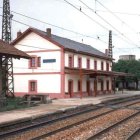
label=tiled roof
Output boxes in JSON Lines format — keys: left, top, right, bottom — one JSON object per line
{"left": 35, "top": 28, "right": 110, "bottom": 59}
{"left": 12, "top": 28, "right": 111, "bottom": 60}
{"left": 0, "top": 39, "right": 30, "bottom": 59}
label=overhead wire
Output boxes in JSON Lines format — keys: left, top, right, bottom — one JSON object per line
{"left": 96, "top": 10, "right": 140, "bottom": 17}
{"left": 0, "top": 8, "right": 108, "bottom": 45}
{"left": 78, "top": 0, "right": 140, "bottom": 48}
{"left": 63, "top": 0, "right": 109, "bottom": 31}
{"left": 0, "top": 3, "right": 138, "bottom": 54}
{"left": 96, "top": 0, "right": 137, "bottom": 33}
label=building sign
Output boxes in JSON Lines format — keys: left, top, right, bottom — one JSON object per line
{"left": 43, "top": 59, "right": 56, "bottom": 63}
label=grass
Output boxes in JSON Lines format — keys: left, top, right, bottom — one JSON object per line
{"left": 0, "top": 97, "right": 34, "bottom": 112}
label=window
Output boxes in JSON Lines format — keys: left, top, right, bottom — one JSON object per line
{"left": 106, "top": 62, "right": 109, "bottom": 71}
{"left": 30, "top": 82, "right": 36, "bottom": 91}
{"left": 78, "top": 57, "right": 82, "bottom": 68}
{"left": 37, "top": 57, "right": 41, "bottom": 67}
{"left": 94, "top": 60, "right": 97, "bottom": 70}
{"left": 29, "top": 80, "right": 37, "bottom": 93}
{"left": 87, "top": 59, "right": 90, "bottom": 69}
{"left": 101, "top": 61, "right": 104, "bottom": 70}
{"left": 30, "top": 57, "right": 36, "bottom": 67}
{"left": 29, "top": 56, "right": 41, "bottom": 68}
{"left": 68, "top": 55, "right": 73, "bottom": 67}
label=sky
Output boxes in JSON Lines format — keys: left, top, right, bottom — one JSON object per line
{"left": 1, "top": 0, "right": 140, "bottom": 61}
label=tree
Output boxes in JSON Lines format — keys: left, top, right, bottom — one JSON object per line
{"left": 112, "top": 60, "right": 140, "bottom": 90}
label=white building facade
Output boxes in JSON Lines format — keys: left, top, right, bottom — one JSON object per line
{"left": 12, "top": 28, "right": 114, "bottom": 98}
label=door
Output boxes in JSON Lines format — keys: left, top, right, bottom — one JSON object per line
{"left": 86, "top": 81, "right": 90, "bottom": 96}
{"left": 107, "top": 80, "right": 109, "bottom": 91}
{"left": 101, "top": 80, "right": 104, "bottom": 92}
{"left": 94, "top": 79, "right": 97, "bottom": 96}
{"left": 68, "top": 80, "right": 73, "bottom": 98}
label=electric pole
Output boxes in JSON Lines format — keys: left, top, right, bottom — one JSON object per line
{"left": 108, "top": 30, "right": 113, "bottom": 58}
{"left": 1, "top": 0, "right": 14, "bottom": 97}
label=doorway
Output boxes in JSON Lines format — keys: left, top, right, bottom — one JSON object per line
{"left": 68, "top": 80, "right": 73, "bottom": 98}
{"left": 86, "top": 81, "right": 90, "bottom": 96}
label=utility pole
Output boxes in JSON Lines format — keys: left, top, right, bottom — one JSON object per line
{"left": 1, "top": 0, "right": 14, "bottom": 97}
{"left": 108, "top": 30, "right": 113, "bottom": 58}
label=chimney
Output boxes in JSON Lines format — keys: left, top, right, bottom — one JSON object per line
{"left": 46, "top": 28, "right": 51, "bottom": 37}
{"left": 17, "top": 30, "right": 22, "bottom": 37}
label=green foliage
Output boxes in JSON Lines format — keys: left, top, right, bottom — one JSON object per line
{"left": 0, "top": 97, "right": 34, "bottom": 112}
{"left": 113, "top": 59, "right": 140, "bottom": 80}
{"left": 113, "top": 60, "right": 140, "bottom": 90}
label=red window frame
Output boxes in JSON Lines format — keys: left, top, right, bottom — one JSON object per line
{"left": 31, "top": 57, "right": 36, "bottom": 67}
{"left": 78, "top": 80, "right": 81, "bottom": 91}
{"left": 94, "top": 60, "right": 97, "bottom": 70}
{"left": 78, "top": 57, "right": 82, "bottom": 68}
{"left": 87, "top": 59, "right": 90, "bottom": 69}
{"left": 101, "top": 61, "right": 104, "bottom": 70}
{"left": 106, "top": 62, "right": 109, "bottom": 71}
{"left": 29, "top": 56, "right": 41, "bottom": 69}
{"left": 29, "top": 80, "right": 37, "bottom": 93}
{"left": 68, "top": 55, "right": 73, "bottom": 68}
{"left": 37, "top": 57, "right": 41, "bottom": 67}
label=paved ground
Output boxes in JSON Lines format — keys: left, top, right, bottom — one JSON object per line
{"left": 0, "top": 91, "right": 140, "bottom": 125}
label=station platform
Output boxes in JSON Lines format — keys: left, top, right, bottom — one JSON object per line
{"left": 0, "top": 91, "right": 140, "bottom": 125}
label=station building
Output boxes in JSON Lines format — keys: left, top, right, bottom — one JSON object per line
{"left": 12, "top": 28, "right": 126, "bottom": 98}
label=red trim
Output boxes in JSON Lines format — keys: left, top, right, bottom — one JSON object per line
{"left": 87, "top": 58, "right": 90, "bottom": 69}
{"left": 78, "top": 56, "right": 82, "bottom": 68}
{"left": 94, "top": 60, "right": 97, "bottom": 70}
{"left": 106, "top": 80, "right": 109, "bottom": 91}
{"left": 106, "top": 62, "right": 109, "bottom": 71}
{"left": 28, "top": 55, "right": 38, "bottom": 69}
{"left": 86, "top": 80, "right": 90, "bottom": 96}
{"left": 14, "top": 72, "right": 61, "bottom": 75}
{"left": 78, "top": 80, "right": 81, "bottom": 91}
{"left": 68, "top": 54, "right": 73, "bottom": 68}
{"left": 37, "top": 57, "right": 41, "bottom": 67}
{"left": 61, "top": 48, "right": 65, "bottom": 97}
{"left": 68, "top": 80, "right": 73, "bottom": 98}
{"left": 28, "top": 80, "right": 37, "bottom": 94}
{"left": 101, "top": 61, "right": 104, "bottom": 70}
{"left": 25, "top": 49, "right": 61, "bottom": 53}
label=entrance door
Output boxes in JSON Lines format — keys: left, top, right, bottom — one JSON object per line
{"left": 101, "top": 80, "right": 104, "bottom": 91}
{"left": 68, "top": 80, "right": 73, "bottom": 98}
{"left": 86, "top": 81, "right": 90, "bottom": 96}
{"left": 106, "top": 80, "right": 109, "bottom": 91}
{"left": 94, "top": 79, "right": 97, "bottom": 96}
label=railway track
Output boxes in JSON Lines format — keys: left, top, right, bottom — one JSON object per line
{"left": 87, "top": 111, "right": 140, "bottom": 140}
{"left": 0, "top": 104, "right": 97, "bottom": 132}
{"left": 30, "top": 109, "right": 139, "bottom": 140}
{"left": 127, "top": 127, "right": 140, "bottom": 140}
{"left": 10, "top": 101, "right": 140, "bottom": 140}
{"left": 1, "top": 95, "right": 139, "bottom": 133}
{"left": 0, "top": 95, "right": 140, "bottom": 140}
{"left": 1, "top": 95, "right": 140, "bottom": 132}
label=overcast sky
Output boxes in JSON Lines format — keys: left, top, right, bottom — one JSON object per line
{"left": 1, "top": 0, "right": 140, "bottom": 61}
